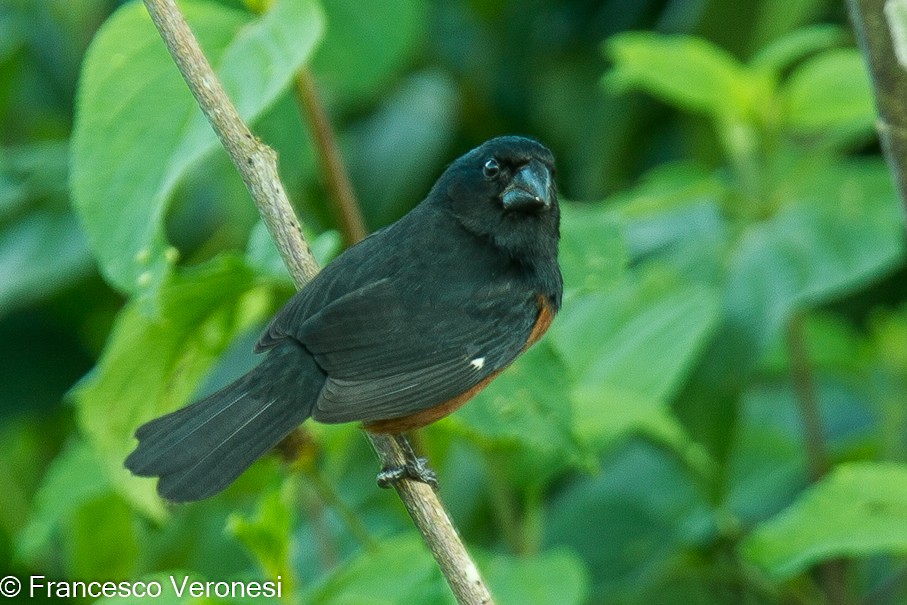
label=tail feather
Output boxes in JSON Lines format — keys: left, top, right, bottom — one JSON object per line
{"left": 126, "top": 342, "right": 324, "bottom": 502}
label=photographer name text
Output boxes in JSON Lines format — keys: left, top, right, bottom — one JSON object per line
{"left": 0, "top": 574, "right": 282, "bottom": 600}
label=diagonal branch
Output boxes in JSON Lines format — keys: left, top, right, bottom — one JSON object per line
{"left": 140, "top": 1, "right": 495, "bottom": 603}
{"left": 141, "top": 0, "right": 318, "bottom": 288}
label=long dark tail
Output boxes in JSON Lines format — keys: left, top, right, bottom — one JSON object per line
{"left": 125, "top": 341, "right": 325, "bottom": 502}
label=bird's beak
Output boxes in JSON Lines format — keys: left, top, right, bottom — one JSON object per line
{"left": 502, "top": 160, "right": 552, "bottom": 213}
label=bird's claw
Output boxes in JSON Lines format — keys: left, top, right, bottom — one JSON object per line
{"left": 376, "top": 456, "right": 438, "bottom": 490}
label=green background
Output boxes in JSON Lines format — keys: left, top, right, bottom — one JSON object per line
{"left": 2, "top": 0, "right": 907, "bottom": 603}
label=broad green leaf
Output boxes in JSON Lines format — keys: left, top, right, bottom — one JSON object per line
{"left": 64, "top": 493, "right": 139, "bottom": 579}
{"left": 760, "top": 312, "right": 867, "bottom": 376}
{"left": 611, "top": 162, "right": 730, "bottom": 282}
{"left": 572, "top": 386, "right": 713, "bottom": 479}
{"left": 483, "top": 549, "right": 589, "bottom": 605}
{"left": 749, "top": 25, "right": 848, "bottom": 74}
{"left": 604, "top": 33, "right": 755, "bottom": 120}
{"left": 613, "top": 161, "right": 726, "bottom": 221}
{"left": 0, "top": 142, "right": 92, "bottom": 314}
{"left": 724, "top": 377, "right": 877, "bottom": 529}
{"left": 312, "top": 0, "right": 425, "bottom": 105}
{"left": 71, "top": 0, "right": 323, "bottom": 294}
{"left": 0, "top": 209, "right": 92, "bottom": 316}
{"left": 782, "top": 48, "right": 875, "bottom": 138}
{"left": 17, "top": 439, "right": 110, "bottom": 563}
{"left": 72, "top": 254, "right": 273, "bottom": 518}
{"left": 306, "top": 534, "right": 447, "bottom": 605}
{"left": 559, "top": 201, "right": 625, "bottom": 294}
{"left": 725, "top": 159, "right": 904, "bottom": 356}
{"left": 750, "top": 0, "right": 834, "bottom": 51}
{"left": 544, "top": 440, "right": 712, "bottom": 602}
{"left": 740, "top": 462, "right": 907, "bottom": 579}
{"left": 723, "top": 384, "right": 809, "bottom": 526}
{"left": 553, "top": 270, "right": 720, "bottom": 404}
{"left": 550, "top": 266, "right": 719, "bottom": 461}
{"left": 450, "top": 342, "right": 582, "bottom": 485}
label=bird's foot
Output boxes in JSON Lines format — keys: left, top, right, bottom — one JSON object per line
{"left": 376, "top": 456, "right": 439, "bottom": 490}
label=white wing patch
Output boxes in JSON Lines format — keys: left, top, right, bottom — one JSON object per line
{"left": 470, "top": 357, "right": 485, "bottom": 370}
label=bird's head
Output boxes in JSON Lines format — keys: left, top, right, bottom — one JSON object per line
{"left": 435, "top": 136, "right": 559, "bottom": 262}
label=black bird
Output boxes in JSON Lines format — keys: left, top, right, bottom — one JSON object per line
{"left": 126, "top": 136, "right": 562, "bottom": 502}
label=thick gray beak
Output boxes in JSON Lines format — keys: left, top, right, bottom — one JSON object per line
{"left": 502, "top": 160, "right": 552, "bottom": 213}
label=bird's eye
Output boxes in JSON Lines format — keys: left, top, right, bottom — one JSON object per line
{"left": 482, "top": 158, "right": 500, "bottom": 179}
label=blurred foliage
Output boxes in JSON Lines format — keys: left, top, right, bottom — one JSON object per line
{"left": 2, "top": 0, "right": 907, "bottom": 604}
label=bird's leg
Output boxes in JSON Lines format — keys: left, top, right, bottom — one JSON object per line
{"left": 376, "top": 433, "right": 439, "bottom": 490}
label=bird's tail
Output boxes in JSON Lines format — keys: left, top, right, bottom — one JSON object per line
{"left": 125, "top": 341, "right": 324, "bottom": 502}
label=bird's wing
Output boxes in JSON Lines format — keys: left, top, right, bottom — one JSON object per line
{"left": 293, "top": 279, "right": 538, "bottom": 423}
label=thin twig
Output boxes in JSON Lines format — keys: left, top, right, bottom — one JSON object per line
{"left": 785, "top": 314, "right": 827, "bottom": 481}
{"left": 299, "top": 479, "right": 341, "bottom": 571}
{"left": 785, "top": 314, "right": 849, "bottom": 605}
{"left": 141, "top": 1, "right": 495, "bottom": 603}
{"left": 306, "top": 468, "right": 378, "bottom": 552}
{"left": 278, "top": 428, "right": 376, "bottom": 553}
{"left": 294, "top": 69, "right": 369, "bottom": 244}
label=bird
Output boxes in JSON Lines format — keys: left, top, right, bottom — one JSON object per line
{"left": 125, "top": 135, "right": 562, "bottom": 502}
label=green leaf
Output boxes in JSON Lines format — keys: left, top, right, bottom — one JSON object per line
{"left": 613, "top": 161, "right": 726, "bottom": 219}
{"left": 71, "top": 0, "right": 323, "bottom": 294}
{"left": 0, "top": 142, "right": 91, "bottom": 314}
{"left": 551, "top": 269, "right": 719, "bottom": 456}
{"left": 725, "top": 159, "right": 904, "bottom": 356}
{"left": 64, "top": 493, "right": 139, "bottom": 579}
{"left": 553, "top": 269, "right": 720, "bottom": 404}
{"left": 245, "top": 220, "right": 342, "bottom": 284}
{"left": 612, "top": 162, "right": 730, "bottom": 282}
{"left": 16, "top": 439, "right": 110, "bottom": 563}
{"left": 0, "top": 209, "right": 92, "bottom": 315}
{"left": 572, "top": 386, "right": 714, "bottom": 479}
{"left": 484, "top": 549, "right": 589, "bottom": 605}
{"left": 740, "top": 462, "right": 907, "bottom": 579}
{"left": 723, "top": 384, "right": 809, "bottom": 526}
{"left": 312, "top": 0, "right": 425, "bottom": 105}
{"left": 306, "top": 535, "right": 446, "bottom": 605}
{"left": 782, "top": 48, "right": 875, "bottom": 138}
{"left": 724, "top": 374, "right": 877, "bottom": 528}
{"left": 604, "top": 33, "right": 755, "bottom": 119}
{"left": 450, "top": 342, "right": 581, "bottom": 482}
{"left": 558, "top": 201, "right": 626, "bottom": 294}
{"left": 749, "top": 24, "right": 848, "bottom": 74}
{"left": 867, "top": 305, "right": 907, "bottom": 460}
{"left": 72, "top": 254, "right": 273, "bottom": 518}
{"left": 760, "top": 312, "right": 866, "bottom": 376}
{"left": 544, "top": 440, "right": 712, "bottom": 602}
{"left": 547, "top": 265, "right": 720, "bottom": 469}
